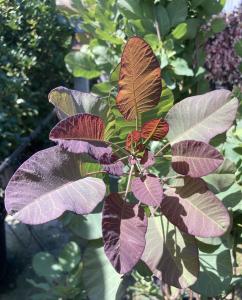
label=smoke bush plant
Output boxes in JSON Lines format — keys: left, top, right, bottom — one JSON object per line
{"left": 4, "top": 37, "right": 239, "bottom": 297}
{"left": 205, "top": 7, "right": 242, "bottom": 88}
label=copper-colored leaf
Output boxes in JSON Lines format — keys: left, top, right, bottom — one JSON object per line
{"left": 125, "top": 130, "right": 141, "bottom": 151}
{"left": 50, "top": 113, "right": 105, "bottom": 142}
{"left": 116, "top": 37, "right": 162, "bottom": 120}
{"left": 141, "top": 118, "right": 169, "bottom": 141}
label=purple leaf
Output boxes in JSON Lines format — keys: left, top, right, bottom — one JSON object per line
{"left": 131, "top": 174, "right": 163, "bottom": 206}
{"left": 5, "top": 146, "right": 106, "bottom": 225}
{"left": 48, "top": 86, "right": 107, "bottom": 120}
{"left": 102, "top": 160, "right": 124, "bottom": 176}
{"left": 161, "top": 177, "right": 230, "bottom": 237}
{"left": 142, "top": 215, "right": 199, "bottom": 288}
{"left": 140, "top": 151, "right": 155, "bottom": 168}
{"left": 171, "top": 140, "right": 224, "bottom": 177}
{"left": 102, "top": 193, "right": 147, "bottom": 274}
{"left": 166, "top": 90, "right": 238, "bottom": 145}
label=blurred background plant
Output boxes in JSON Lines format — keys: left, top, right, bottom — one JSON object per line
{"left": 0, "top": 0, "right": 72, "bottom": 160}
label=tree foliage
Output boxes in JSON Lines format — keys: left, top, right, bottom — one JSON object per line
{"left": 0, "top": 0, "right": 72, "bottom": 159}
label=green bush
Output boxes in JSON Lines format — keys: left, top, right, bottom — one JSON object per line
{"left": 0, "top": 0, "right": 72, "bottom": 160}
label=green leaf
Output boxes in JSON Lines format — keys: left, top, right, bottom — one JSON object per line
{"left": 217, "top": 183, "right": 242, "bottom": 212}
{"left": 191, "top": 243, "right": 232, "bottom": 296}
{"left": 172, "top": 23, "right": 187, "bottom": 39}
{"left": 63, "top": 211, "right": 102, "bottom": 240}
{"left": 234, "top": 39, "right": 242, "bottom": 57}
{"left": 65, "top": 50, "right": 101, "bottom": 79}
{"left": 211, "top": 18, "right": 226, "bottom": 34}
{"left": 117, "top": 0, "right": 143, "bottom": 19}
{"left": 167, "top": 0, "right": 188, "bottom": 27}
{"left": 82, "top": 246, "right": 124, "bottom": 300}
{"left": 110, "top": 63, "right": 121, "bottom": 83}
{"left": 58, "top": 242, "right": 81, "bottom": 272}
{"left": 142, "top": 215, "right": 199, "bottom": 288}
{"left": 203, "top": 159, "right": 236, "bottom": 193}
{"left": 92, "top": 82, "right": 113, "bottom": 96}
{"left": 32, "top": 252, "right": 62, "bottom": 281}
{"left": 191, "top": 0, "right": 205, "bottom": 8}
{"left": 154, "top": 4, "right": 170, "bottom": 37}
{"left": 170, "top": 58, "right": 194, "bottom": 76}
{"left": 184, "top": 19, "right": 201, "bottom": 39}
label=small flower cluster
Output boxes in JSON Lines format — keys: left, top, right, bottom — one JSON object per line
{"left": 204, "top": 7, "right": 242, "bottom": 87}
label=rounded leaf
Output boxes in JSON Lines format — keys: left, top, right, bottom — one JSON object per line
{"left": 102, "top": 193, "right": 147, "bottom": 274}
{"left": 171, "top": 140, "right": 223, "bottom": 177}
{"left": 131, "top": 174, "right": 163, "bottom": 206}
{"left": 142, "top": 215, "right": 199, "bottom": 288}
{"left": 161, "top": 177, "right": 230, "bottom": 237}
{"left": 166, "top": 90, "right": 238, "bottom": 145}
{"left": 5, "top": 146, "right": 106, "bottom": 224}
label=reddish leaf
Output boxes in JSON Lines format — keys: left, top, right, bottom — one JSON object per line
{"left": 161, "top": 177, "right": 230, "bottom": 237}
{"left": 116, "top": 37, "right": 162, "bottom": 120}
{"left": 172, "top": 140, "right": 224, "bottom": 177}
{"left": 102, "top": 193, "right": 147, "bottom": 274}
{"left": 50, "top": 113, "right": 105, "bottom": 141}
{"left": 49, "top": 113, "right": 109, "bottom": 155}
{"left": 125, "top": 130, "right": 141, "bottom": 151}
{"left": 141, "top": 119, "right": 169, "bottom": 141}
{"left": 131, "top": 174, "right": 163, "bottom": 206}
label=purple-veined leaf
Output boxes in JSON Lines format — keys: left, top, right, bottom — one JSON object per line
{"left": 5, "top": 146, "right": 106, "bottom": 225}
{"left": 142, "top": 215, "right": 199, "bottom": 288}
{"left": 161, "top": 177, "right": 230, "bottom": 237}
{"left": 98, "top": 153, "right": 124, "bottom": 176}
{"left": 49, "top": 86, "right": 107, "bottom": 120}
{"left": 171, "top": 140, "right": 223, "bottom": 177}
{"left": 102, "top": 193, "right": 147, "bottom": 274}
{"left": 166, "top": 90, "right": 238, "bottom": 145}
{"left": 131, "top": 174, "right": 163, "bottom": 206}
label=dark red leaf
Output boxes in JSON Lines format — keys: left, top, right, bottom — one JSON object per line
{"left": 102, "top": 193, "right": 147, "bottom": 274}
{"left": 125, "top": 130, "right": 141, "bottom": 151}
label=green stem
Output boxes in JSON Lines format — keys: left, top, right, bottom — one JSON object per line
{"left": 124, "top": 164, "right": 134, "bottom": 201}
{"left": 155, "top": 142, "right": 170, "bottom": 157}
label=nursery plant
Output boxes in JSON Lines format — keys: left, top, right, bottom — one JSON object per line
{"left": 4, "top": 37, "right": 240, "bottom": 299}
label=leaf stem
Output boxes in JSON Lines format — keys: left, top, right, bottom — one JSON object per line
{"left": 155, "top": 142, "right": 170, "bottom": 157}
{"left": 124, "top": 164, "right": 134, "bottom": 201}
{"left": 85, "top": 170, "right": 107, "bottom": 177}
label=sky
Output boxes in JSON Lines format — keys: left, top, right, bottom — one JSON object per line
{"left": 223, "top": 0, "right": 242, "bottom": 12}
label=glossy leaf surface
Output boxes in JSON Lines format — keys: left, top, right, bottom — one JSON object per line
{"left": 142, "top": 215, "right": 199, "bottom": 288}
{"left": 131, "top": 174, "right": 163, "bottom": 206}
{"left": 102, "top": 193, "right": 147, "bottom": 274}
{"left": 5, "top": 146, "right": 106, "bottom": 224}
{"left": 116, "top": 37, "right": 162, "bottom": 120}
{"left": 166, "top": 90, "right": 238, "bottom": 145}
{"left": 161, "top": 177, "right": 230, "bottom": 237}
{"left": 171, "top": 140, "right": 223, "bottom": 177}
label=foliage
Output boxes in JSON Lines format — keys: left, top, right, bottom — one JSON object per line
{"left": 204, "top": 7, "right": 242, "bottom": 88}
{"left": 57, "top": 0, "right": 227, "bottom": 99}
{"left": 28, "top": 241, "right": 87, "bottom": 300}
{"left": 4, "top": 37, "right": 241, "bottom": 299}
{"left": 0, "top": 0, "right": 72, "bottom": 160}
